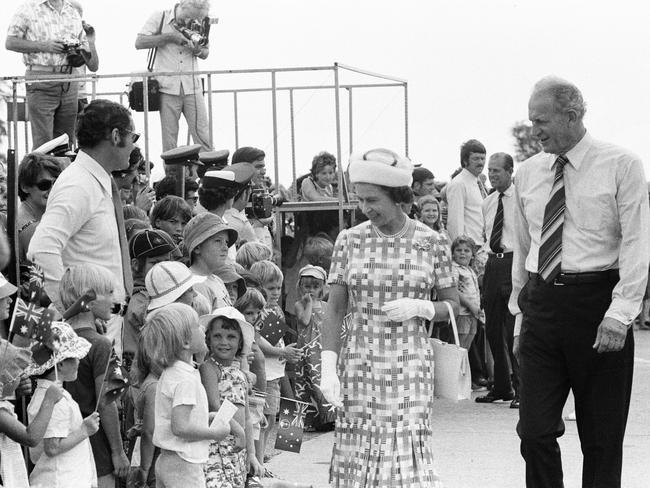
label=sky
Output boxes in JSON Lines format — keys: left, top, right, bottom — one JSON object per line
{"left": 1, "top": 0, "right": 650, "bottom": 187}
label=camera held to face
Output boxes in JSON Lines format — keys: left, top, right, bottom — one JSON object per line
{"left": 247, "top": 187, "right": 284, "bottom": 220}
{"left": 172, "top": 16, "right": 211, "bottom": 47}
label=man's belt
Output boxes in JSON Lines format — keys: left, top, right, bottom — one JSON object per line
{"left": 488, "top": 251, "right": 513, "bottom": 259}
{"left": 27, "top": 65, "right": 73, "bottom": 74}
{"left": 528, "top": 269, "right": 619, "bottom": 286}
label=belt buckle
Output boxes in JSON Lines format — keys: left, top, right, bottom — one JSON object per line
{"left": 552, "top": 275, "right": 565, "bottom": 286}
{"left": 495, "top": 252, "right": 504, "bottom": 259}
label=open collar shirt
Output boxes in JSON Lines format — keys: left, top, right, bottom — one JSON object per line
{"left": 446, "top": 168, "right": 485, "bottom": 245}
{"left": 27, "top": 150, "right": 124, "bottom": 305}
{"left": 139, "top": 8, "right": 204, "bottom": 96}
{"left": 509, "top": 132, "right": 650, "bottom": 333}
{"left": 482, "top": 183, "right": 515, "bottom": 253}
{"left": 7, "top": 0, "right": 87, "bottom": 67}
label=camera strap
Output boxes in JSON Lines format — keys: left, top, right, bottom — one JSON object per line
{"left": 146, "top": 11, "right": 166, "bottom": 72}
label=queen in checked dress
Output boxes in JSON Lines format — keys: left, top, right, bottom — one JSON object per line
{"left": 320, "top": 149, "right": 459, "bottom": 488}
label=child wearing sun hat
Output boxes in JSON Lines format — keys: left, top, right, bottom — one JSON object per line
{"left": 25, "top": 321, "right": 100, "bottom": 488}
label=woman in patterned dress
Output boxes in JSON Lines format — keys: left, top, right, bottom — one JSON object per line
{"left": 320, "top": 149, "right": 459, "bottom": 488}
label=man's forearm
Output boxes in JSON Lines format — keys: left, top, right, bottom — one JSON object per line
{"left": 135, "top": 34, "right": 171, "bottom": 50}
{"left": 6, "top": 36, "right": 47, "bottom": 54}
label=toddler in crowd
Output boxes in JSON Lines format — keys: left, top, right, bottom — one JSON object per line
{"left": 235, "top": 241, "right": 273, "bottom": 270}
{"left": 300, "top": 151, "right": 337, "bottom": 201}
{"left": 216, "top": 263, "right": 247, "bottom": 305}
{"left": 294, "top": 265, "right": 335, "bottom": 431}
{"left": 249, "top": 260, "right": 302, "bottom": 464}
{"left": 200, "top": 307, "right": 262, "bottom": 486}
{"left": 144, "top": 303, "right": 230, "bottom": 487}
{"left": 59, "top": 264, "right": 130, "bottom": 487}
{"left": 451, "top": 236, "right": 482, "bottom": 349}
{"left": 25, "top": 322, "right": 100, "bottom": 488}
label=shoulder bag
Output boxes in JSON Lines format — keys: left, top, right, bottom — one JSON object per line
{"left": 129, "top": 12, "right": 165, "bottom": 112}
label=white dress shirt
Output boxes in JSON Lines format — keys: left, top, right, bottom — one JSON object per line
{"left": 27, "top": 150, "right": 124, "bottom": 305}
{"left": 509, "top": 132, "right": 650, "bottom": 334}
{"left": 446, "top": 168, "right": 485, "bottom": 245}
{"left": 482, "top": 183, "right": 515, "bottom": 253}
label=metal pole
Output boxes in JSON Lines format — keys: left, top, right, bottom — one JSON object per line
{"left": 233, "top": 92, "right": 239, "bottom": 149}
{"left": 11, "top": 81, "right": 19, "bottom": 156}
{"left": 91, "top": 74, "right": 97, "bottom": 100}
{"left": 142, "top": 74, "right": 150, "bottom": 177}
{"left": 348, "top": 88, "right": 353, "bottom": 156}
{"left": 271, "top": 71, "right": 281, "bottom": 251}
{"left": 207, "top": 74, "right": 214, "bottom": 148}
{"left": 334, "top": 64, "right": 344, "bottom": 226}
{"left": 404, "top": 82, "right": 409, "bottom": 157}
{"left": 289, "top": 89, "right": 296, "bottom": 190}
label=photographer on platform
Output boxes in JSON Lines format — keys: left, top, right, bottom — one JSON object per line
{"left": 135, "top": 0, "right": 213, "bottom": 172}
{"left": 6, "top": 0, "right": 93, "bottom": 149}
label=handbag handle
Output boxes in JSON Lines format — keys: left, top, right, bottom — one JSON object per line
{"left": 146, "top": 11, "right": 166, "bottom": 72}
{"left": 443, "top": 300, "right": 461, "bottom": 347}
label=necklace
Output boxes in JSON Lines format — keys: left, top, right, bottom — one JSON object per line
{"left": 373, "top": 214, "right": 410, "bottom": 239}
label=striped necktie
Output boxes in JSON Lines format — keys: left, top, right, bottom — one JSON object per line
{"left": 537, "top": 155, "right": 568, "bottom": 283}
{"left": 489, "top": 192, "right": 505, "bottom": 253}
{"left": 111, "top": 178, "right": 134, "bottom": 297}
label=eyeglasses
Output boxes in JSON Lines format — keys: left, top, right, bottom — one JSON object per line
{"left": 120, "top": 129, "right": 140, "bottom": 143}
{"left": 34, "top": 179, "right": 55, "bottom": 191}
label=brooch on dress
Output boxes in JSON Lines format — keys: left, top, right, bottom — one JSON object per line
{"left": 413, "top": 237, "right": 437, "bottom": 251}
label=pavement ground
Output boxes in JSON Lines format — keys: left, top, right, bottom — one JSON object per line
{"left": 263, "top": 330, "right": 650, "bottom": 488}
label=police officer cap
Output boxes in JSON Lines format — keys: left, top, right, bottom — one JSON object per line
{"left": 160, "top": 144, "right": 203, "bottom": 166}
{"left": 201, "top": 163, "right": 256, "bottom": 189}
{"left": 199, "top": 149, "right": 229, "bottom": 170}
{"left": 33, "top": 134, "right": 69, "bottom": 156}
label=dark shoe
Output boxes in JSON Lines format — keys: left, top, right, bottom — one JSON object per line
{"left": 474, "top": 377, "right": 489, "bottom": 387}
{"left": 475, "top": 391, "right": 515, "bottom": 403}
{"left": 510, "top": 397, "right": 520, "bottom": 409}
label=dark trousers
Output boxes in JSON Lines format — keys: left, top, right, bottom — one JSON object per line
{"left": 517, "top": 276, "right": 634, "bottom": 488}
{"left": 483, "top": 254, "right": 518, "bottom": 396}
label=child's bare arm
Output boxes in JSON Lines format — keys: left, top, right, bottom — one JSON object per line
{"left": 171, "top": 404, "right": 229, "bottom": 441}
{"left": 199, "top": 361, "right": 222, "bottom": 412}
{"left": 139, "top": 384, "right": 157, "bottom": 478}
{"left": 43, "top": 412, "right": 100, "bottom": 457}
{"left": 295, "top": 296, "right": 313, "bottom": 327}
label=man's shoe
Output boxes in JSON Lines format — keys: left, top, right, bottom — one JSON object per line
{"left": 510, "top": 397, "right": 520, "bottom": 409}
{"left": 475, "top": 391, "right": 515, "bottom": 403}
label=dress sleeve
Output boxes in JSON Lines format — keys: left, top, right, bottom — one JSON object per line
{"left": 432, "top": 234, "right": 455, "bottom": 291}
{"left": 43, "top": 399, "right": 72, "bottom": 439}
{"left": 328, "top": 229, "right": 349, "bottom": 286}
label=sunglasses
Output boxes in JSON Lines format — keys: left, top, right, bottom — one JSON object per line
{"left": 121, "top": 129, "right": 140, "bottom": 143}
{"left": 34, "top": 179, "right": 55, "bottom": 191}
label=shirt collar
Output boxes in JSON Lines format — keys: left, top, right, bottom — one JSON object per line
{"left": 74, "top": 150, "right": 113, "bottom": 195}
{"left": 546, "top": 131, "right": 592, "bottom": 171}
{"left": 460, "top": 168, "right": 478, "bottom": 180}
{"left": 173, "top": 359, "right": 197, "bottom": 372}
{"left": 501, "top": 183, "right": 514, "bottom": 197}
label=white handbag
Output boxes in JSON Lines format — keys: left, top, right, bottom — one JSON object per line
{"left": 428, "top": 301, "right": 472, "bottom": 402}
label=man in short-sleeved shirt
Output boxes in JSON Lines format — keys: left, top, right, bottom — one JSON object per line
{"left": 6, "top": 0, "right": 90, "bottom": 149}
{"left": 135, "top": 0, "right": 212, "bottom": 167}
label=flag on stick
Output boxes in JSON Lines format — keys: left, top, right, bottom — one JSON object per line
{"left": 95, "top": 348, "right": 129, "bottom": 411}
{"left": 274, "top": 398, "right": 306, "bottom": 453}
{"left": 258, "top": 309, "right": 295, "bottom": 346}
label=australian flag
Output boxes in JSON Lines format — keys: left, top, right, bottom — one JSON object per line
{"left": 98, "top": 350, "right": 129, "bottom": 409}
{"left": 274, "top": 398, "right": 307, "bottom": 453}
{"left": 258, "top": 309, "right": 295, "bottom": 346}
{"left": 10, "top": 297, "right": 56, "bottom": 346}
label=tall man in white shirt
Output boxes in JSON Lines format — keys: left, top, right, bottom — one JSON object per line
{"left": 476, "top": 152, "right": 518, "bottom": 407}
{"left": 446, "top": 139, "right": 487, "bottom": 244}
{"left": 135, "top": 0, "right": 212, "bottom": 170}
{"left": 509, "top": 77, "right": 649, "bottom": 488}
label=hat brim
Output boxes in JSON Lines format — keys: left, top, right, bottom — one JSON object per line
{"left": 299, "top": 269, "right": 327, "bottom": 281}
{"left": 348, "top": 158, "right": 413, "bottom": 188}
{"left": 148, "top": 273, "right": 206, "bottom": 311}
{"left": 187, "top": 225, "right": 238, "bottom": 260}
{"left": 199, "top": 313, "right": 255, "bottom": 352}
{"left": 0, "top": 280, "right": 18, "bottom": 298}
{"left": 24, "top": 336, "right": 91, "bottom": 377}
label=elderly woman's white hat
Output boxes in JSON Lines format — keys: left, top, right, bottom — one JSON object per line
{"left": 348, "top": 148, "right": 413, "bottom": 188}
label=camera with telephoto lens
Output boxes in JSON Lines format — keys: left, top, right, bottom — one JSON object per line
{"left": 247, "top": 187, "right": 284, "bottom": 219}
{"left": 172, "top": 17, "right": 210, "bottom": 47}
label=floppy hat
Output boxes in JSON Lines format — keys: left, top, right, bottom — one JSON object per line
{"left": 348, "top": 148, "right": 413, "bottom": 187}
{"left": 215, "top": 263, "right": 246, "bottom": 298}
{"left": 146, "top": 261, "right": 206, "bottom": 310}
{"left": 298, "top": 264, "right": 327, "bottom": 282}
{"left": 0, "top": 275, "right": 18, "bottom": 299}
{"left": 200, "top": 306, "right": 255, "bottom": 353}
{"left": 128, "top": 228, "right": 178, "bottom": 259}
{"left": 183, "top": 213, "right": 238, "bottom": 261}
{"left": 24, "top": 322, "right": 91, "bottom": 377}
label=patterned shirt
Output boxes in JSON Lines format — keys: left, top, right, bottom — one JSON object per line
{"left": 7, "top": 0, "right": 87, "bottom": 67}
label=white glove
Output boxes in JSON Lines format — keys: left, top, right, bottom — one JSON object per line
{"left": 381, "top": 298, "right": 436, "bottom": 322}
{"left": 319, "top": 350, "right": 343, "bottom": 408}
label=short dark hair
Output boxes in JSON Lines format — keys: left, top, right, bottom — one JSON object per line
{"left": 150, "top": 195, "right": 193, "bottom": 225}
{"left": 198, "top": 185, "right": 238, "bottom": 211}
{"left": 460, "top": 139, "right": 486, "bottom": 167}
{"left": 376, "top": 185, "right": 414, "bottom": 205}
{"left": 310, "top": 151, "right": 336, "bottom": 178}
{"left": 76, "top": 99, "right": 132, "bottom": 149}
{"left": 205, "top": 316, "right": 244, "bottom": 356}
{"left": 232, "top": 146, "right": 265, "bottom": 164}
{"left": 491, "top": 152, "right": 514, "bottom": 172}
{"left": 451, "top": 235, "right": 477, "bottom": 254}
{"left": 412, "top": 167, "right": 434, "bottom": 186}
{"left": 154, "top": 176, "right": 199, "bottom": 200}
{"left": 18, "top": 153, "right": 64, "bottom": 201}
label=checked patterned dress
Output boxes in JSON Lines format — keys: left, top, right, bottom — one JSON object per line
{"left": 328, "top": 219, "right": 455, "bottom": 487}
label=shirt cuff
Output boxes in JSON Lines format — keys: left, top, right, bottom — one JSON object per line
{"left": 604, "top": 297, "right": 642, "bottom": 326}
{"left": 514, "top": 313, "right": 523, "bottom": 336}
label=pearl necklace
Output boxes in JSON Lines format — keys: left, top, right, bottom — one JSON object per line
{"left": 373, "top": 215, "right": 410, "bottom": 239}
